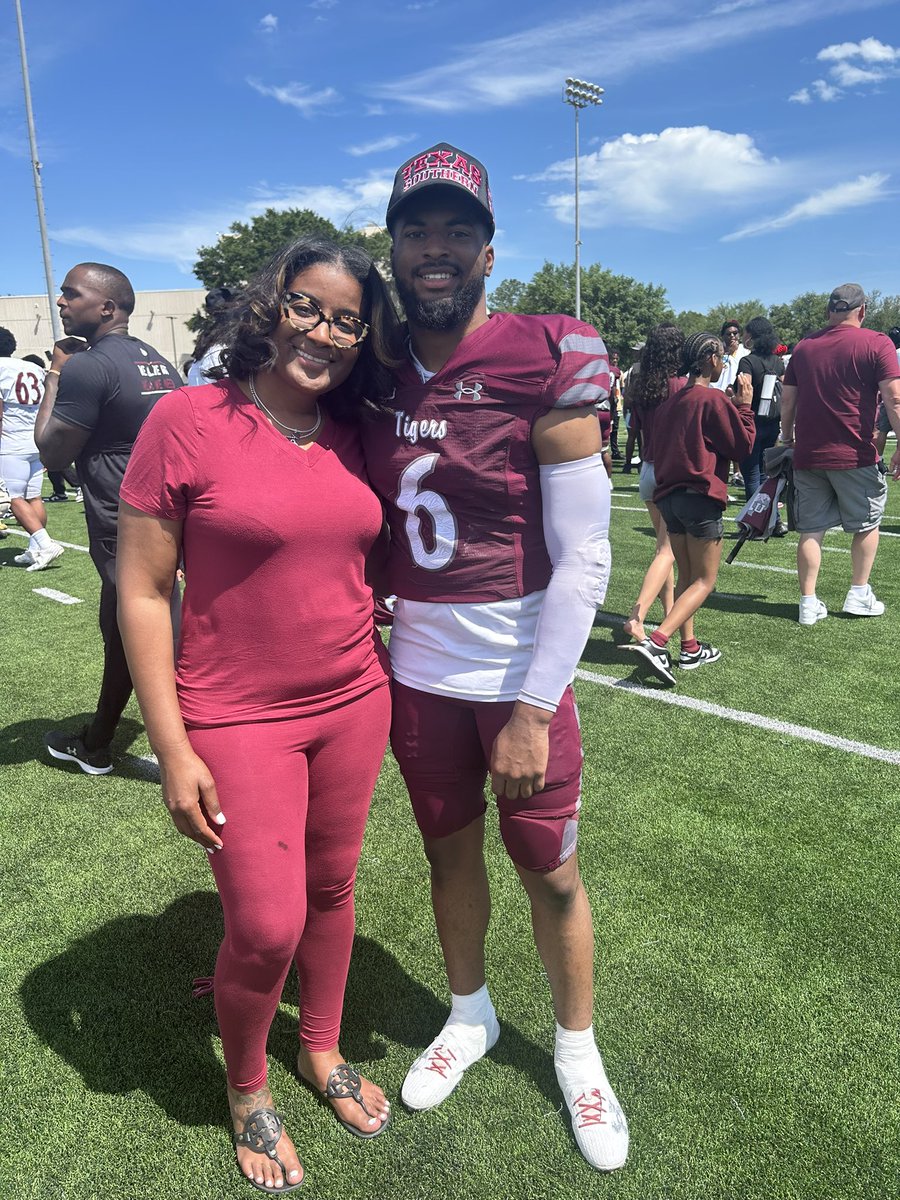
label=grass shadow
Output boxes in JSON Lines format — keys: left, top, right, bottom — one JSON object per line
{"left": 20, "top": 890, "right": 226, "bottom": 1126}
{"left": 21, "top": 901, "right": 558, "bottom": 1122}
{"left": 0, "top": 715, "right": 146, "bottom": 768}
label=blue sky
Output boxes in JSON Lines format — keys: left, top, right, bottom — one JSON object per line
{"left": 3, "top": 0, "right": 899, "bottom": 315}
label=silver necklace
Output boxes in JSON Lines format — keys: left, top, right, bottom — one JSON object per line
{"left": 248, "top": 374, "right": 322, "bottom": 444}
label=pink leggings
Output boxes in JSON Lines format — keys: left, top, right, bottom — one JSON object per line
{"left": 188, "top": 684, "right": 391, "bottom": 1092}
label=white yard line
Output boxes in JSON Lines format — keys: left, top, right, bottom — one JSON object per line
{"left": 6, "top": 528, "right": 91, "bottom": 552}
{"left": 574, "top": 666, "right": 900, "bottom": 764}
{"left": 32, "top": 588, "right": 83, "bottom": 605}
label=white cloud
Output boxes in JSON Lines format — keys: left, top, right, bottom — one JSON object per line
{"left": 817, "top": 37, "right": 898, "bottom": 63}
{"left": 50, "top": 175, "right": 396, "bottom": 273}
{"left": 792, "top": 37, "right": 899, "bottom": 101}
{"left": 366, "top": 0, "right": 887, "bottom": 112}
{"left": 723, "top": 173, "right": 891, "bottom": 241}
{"left": 259, "top": 13, "right": 278, "bottom": 33}
{"left": 346, "top": 134, "right": 417, "bottom": 157}
{"left": 309, "top": 0, "right": 337, "bottom": 7}
{"left": 531, "top": 126, "right": 789, "bottom": 231}
{"left": 811, "top": 78, "right": 842, "bottom": 101}
{"left": 247, "top": 78, "right": 340, "bottom": 115}
{"left": 789, "top": 87, "right": 811, "bottom": 103}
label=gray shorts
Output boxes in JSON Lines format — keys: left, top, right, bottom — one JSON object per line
{"left": 876, "top": 402, "right": 891, "bottom": 435}
{"left": 793, "top": 464, "right": 887, "bottom": 533}
{"left": 638, "top": 460, "right": 656, "bottom": 503}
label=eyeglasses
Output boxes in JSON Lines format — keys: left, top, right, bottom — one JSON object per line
{"left": 281, "top": 292, "right": 369, "bottom": 349}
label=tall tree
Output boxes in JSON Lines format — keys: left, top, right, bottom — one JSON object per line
{"left": 767, "top": 292, "right": 830, "bottom": 345}
{"left": 193, "top": 208, "right": 392, "bottom": 291}
{"left": 489, "top": 261, "right": 673, "bottom": 359}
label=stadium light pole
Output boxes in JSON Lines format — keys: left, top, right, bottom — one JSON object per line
{"left": 15, "top": 0, "right": 62, "bottom": 343}
{"left": 563, "top": 77, "right": 604, "bottom": 322}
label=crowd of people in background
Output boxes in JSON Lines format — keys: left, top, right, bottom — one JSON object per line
{"left": 3, "top": 134, "right": 900, "bottom": 1191}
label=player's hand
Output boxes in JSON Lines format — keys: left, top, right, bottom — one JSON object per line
{"left": 489, "top": 703, "right": 552, "bottom": 801}
{"left": 733, "top": 374, "right": 753, "bottom": 407}
{"left": 158, "top": 746, "right": 225, "bottom": 852}
{"left": 50, "top": 336, "right": 88, "bottom": 372}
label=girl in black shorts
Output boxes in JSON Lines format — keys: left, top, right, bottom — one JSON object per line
{"left": 627, "top": 331, "right": 755, "bottom": 685}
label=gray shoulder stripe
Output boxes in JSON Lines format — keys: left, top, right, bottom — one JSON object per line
{"left": 556, "top": 382, "right": 609, "bottom": 406}
{"left": 559, "top": 333, "right": 602, "bottom": 355}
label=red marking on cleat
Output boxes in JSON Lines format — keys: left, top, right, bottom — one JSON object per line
{"left": 574, "top": 1089, "right": 608, "bottom": 1127}
{"left": 425, "top": 1046, "right": 457, "bottom": 1077}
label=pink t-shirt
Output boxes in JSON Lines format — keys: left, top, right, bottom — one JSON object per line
{"left": 120, "top": 381, "right": 388, "bottom": 727}
{"left": 784, "top": 325, "right": 899, "bottom": 469}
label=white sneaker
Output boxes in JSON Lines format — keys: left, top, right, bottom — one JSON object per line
{"left": 556, "top": 1058, "right": 629, "bottom": 1172}
{"left": 842, "top": 586, "right": 884, "bottom": 617}
{"left": 25, "top": 541, "right": 65, "bottom": 572}
{"left": 401, "top": 1012, "right": 500, "bottom": 1110}
{"left": 798, "top": 598, "right": 827, "bottom": 626}
{"left": 74, "top": 488, "right": 83, "bottom": 502}
{"left": 14, "top": 548, "right": 35, "bottom": 566}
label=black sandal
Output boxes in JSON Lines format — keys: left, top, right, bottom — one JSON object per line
{"left": 304, "top": 1063, "right": 392, "bottom": 1140}
{"left": 233, "top": 1108, "right": 304, "bottom": 1192}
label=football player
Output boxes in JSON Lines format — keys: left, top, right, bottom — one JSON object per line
{"left": 362, "top": 144, "right": 628, "bottom": 1172}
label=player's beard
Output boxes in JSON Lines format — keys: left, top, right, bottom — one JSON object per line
{"left": 395, "top": 274, "right": 485, "bottom": 332}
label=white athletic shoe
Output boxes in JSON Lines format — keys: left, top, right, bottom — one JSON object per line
{"left": 25, "top": 541, "right": 65, "bottom": 572}
{"left": 14, "top": 548, "right": 36, "bottom": 566}
{"left": 401, "top": 1012, "right": 500, "bottom": 1110}
{"left": 556, "top": 1058, "right": 629, "bottom": 1172}
{"left": 842, "top": 586, "right": 885, "bottom": 617}
{"left": 798, "top": 597, "right": 827, "bottom": 626}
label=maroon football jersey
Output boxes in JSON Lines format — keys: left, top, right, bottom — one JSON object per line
{"left": 362, "top": 312, "right": 609, "bottom": 603}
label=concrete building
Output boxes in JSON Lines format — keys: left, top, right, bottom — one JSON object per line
{"left": 0, "top": 288, "right": 206, "bottom": 371}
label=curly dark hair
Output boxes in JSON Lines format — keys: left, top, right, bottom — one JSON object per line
{"left": 214, "top": 237, "right": 404, "bottom": 420}
{"left": 633, "top": 323, "right": 685, "bottom": 410}
{"left": 682, "top": 331, "right": 723, "bottom": 378}
{"left": 744, "top": 316, "right": 779, "bottom": 357}
{"left": 0, "top": 327, "right": 16, "bottom": 358}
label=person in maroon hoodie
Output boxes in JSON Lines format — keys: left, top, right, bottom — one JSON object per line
{"left": 622, "top": 323, "right": 685, "bottom": 643}
{"left": 627, "top": 331, "right": 754, "bottom": 685}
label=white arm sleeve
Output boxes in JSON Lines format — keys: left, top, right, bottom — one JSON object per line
{"left": 517, "top": 454, "right": 611, "bottom": 713}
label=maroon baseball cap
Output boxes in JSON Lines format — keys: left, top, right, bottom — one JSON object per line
{"left": 386, "top": 142, "right": 494, "bottom": 238}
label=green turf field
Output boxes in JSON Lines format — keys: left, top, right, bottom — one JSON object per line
{"left": 2, "top": 473, "right": 898, "bottom": 1200}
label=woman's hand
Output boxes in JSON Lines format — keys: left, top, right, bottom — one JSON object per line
{"left": 158, "top": 746, "right": 226, "bottom": 852}
{"left": 733, "top": 374, "right": 753, "bottom": 407}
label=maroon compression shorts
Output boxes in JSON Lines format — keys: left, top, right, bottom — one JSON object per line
{"left": 390, "top": 681, "right": 584, "bottom": 873}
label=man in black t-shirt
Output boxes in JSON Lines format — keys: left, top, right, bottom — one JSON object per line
{"left": 36, "top": 262, "right": 179, "bottom": 774}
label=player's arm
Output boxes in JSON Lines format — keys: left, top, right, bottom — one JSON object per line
{"left": 117, "top": 503, "right": 224, "bottom": 851}
{"left": 35, "top": 339, "right": 94, "bottom": 470}
{"left": 489, "top": 408, "right": 609, "bottom": 801}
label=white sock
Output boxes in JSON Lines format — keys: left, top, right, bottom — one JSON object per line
{"left": 849, "top": 584, "right": 869, "bottom": 598}
{"left": 554, "top": 1023, "right": 606, "bottom": 1088}
{"left": 448, "top": 983, "right": 494, "bottom": 1026}
{"left": 30, "top": 528, "right": 52, "bottom": 552}
{"left": 800, "top": 594, "right": 817, "bottom": 603}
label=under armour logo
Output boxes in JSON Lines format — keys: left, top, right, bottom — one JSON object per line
{"left": 454, "top": 380, "right": 483, "bottom": 401}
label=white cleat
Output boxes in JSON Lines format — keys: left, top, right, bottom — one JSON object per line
{"left": 401, "top": 1012, "right": 500, "bottom": 1111}
{"left": 556, "top": 1060, "right": 629, "bottom": 1172}
{"left": 14, "top": 548, "right": 36, "bottom": 566}
{"left": 25, "top": 541, "right": 65, "bottom": 571}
